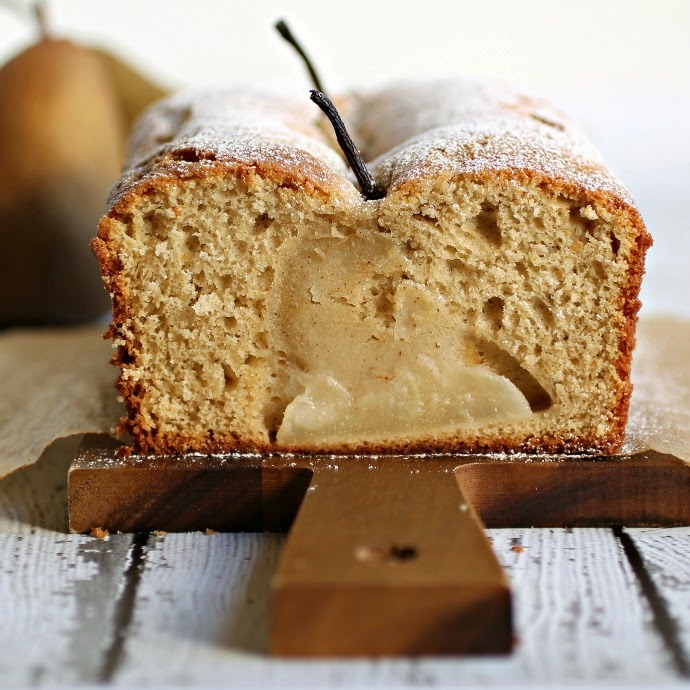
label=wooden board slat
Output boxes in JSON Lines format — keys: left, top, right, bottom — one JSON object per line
{"left": 625, "top": 526, "right": 690, "bottom": 676}
{"left": 0, "top": 436, "right": 132, "bottom": 685}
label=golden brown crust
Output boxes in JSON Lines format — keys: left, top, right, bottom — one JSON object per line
{"left": 93, "top": 81, "right": 651, "bottom": 457}
{"left": 120, "top": 425, "right": 622, "bottom": 458}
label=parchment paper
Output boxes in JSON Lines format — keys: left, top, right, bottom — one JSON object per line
{"left": 0, "top": 326, "right": 122, "bottom": 479}
{"left": 0, "top": 316, "right": 687, "bottom": 481}
{"left": 623, "top": 316, "right": 690, "bottom": 462}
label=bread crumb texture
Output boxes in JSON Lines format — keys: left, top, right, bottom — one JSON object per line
{"left": 93, "top": 79, "right": 651, "bottom": 455}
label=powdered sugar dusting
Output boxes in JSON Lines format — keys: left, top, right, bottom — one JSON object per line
{"left": 107, "top": 78, "right": 636, "bottom": 214}
{"left": 107, "top": 87, "right": 351, "bottom": 212}
{"left": 355, "top": 79, "right": 633, "bottom": 202}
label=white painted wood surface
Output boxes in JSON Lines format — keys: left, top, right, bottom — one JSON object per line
{"left": 0, "top": 437, "right": 133, "bottom": 686}
{"left": 626, "top": 527, "right": 690, "bottom": 675}
{"left": 108, "top": 528, "right": 676, "bottom": 687}
{"left": 0, "top": 437, "right": 689, "bottom": 688}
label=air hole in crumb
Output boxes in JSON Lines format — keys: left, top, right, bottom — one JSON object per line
{"left": 372, "top": 276, "right": 398, "bottom": 327}
{"left": 471, "top": 202, "right": 501, "bottom": 246}
{"left": 184, "top": 227, "right": 200, "bottom": 252}
{"left": 259, "top": 266, "right": 275, "bottom": 290}
{"left": 569, "top": 206, "right": 598, "bottom": 236}
{"left": 244, "top": 354, "right": 260, "bottom": 367}
{"left": 355, "top": 544, "right": 418, "bottom": 564}
{"left": 254, "top": 213, "right": 274, "bottom": 232}
{"left": 254, "top": 331, "right": 268, "bottom": 349}
{"left": 402, "top": 239, "right": 418, "bottom": 258}
{"left": 610, "top": 231, "right": 621, "bottom": 256}
{"left": 223, "top": 365, "right": 238, "bottom": 390}
{"left": 592, "top": 261, "right": 607, "bottom": 281}
{"left": 531, "top": 297, "right": 554, "bottom": 327}
{"left": 224, "top": 316, "right": 238, "bottom": 329}
{"left": 472, "top": 337, "right": 552, "bottom": 412}
{"left": 412, "top": 213, "right": 439, "bottom": 229}
{"left": 236, "top": 239, "right": 249, "bottom": 255}
{"left": 264, "top": 394, "right": 289, "bottom": 443}
{"left": 447, "top": 258, "right": 466, "bottom": 272}
{"left": 483, "top": 296, "right": 505, "bottom": 330}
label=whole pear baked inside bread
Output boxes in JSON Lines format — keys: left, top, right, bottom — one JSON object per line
{"left": 93, "top": 79, "right": 651, "bottom": 455}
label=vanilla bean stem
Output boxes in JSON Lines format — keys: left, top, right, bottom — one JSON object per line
{"left": 310, "top": 90, "right": 384, "bottom": 201}
{"left": 275, "top": 19, "right": 326, "bottom": 95}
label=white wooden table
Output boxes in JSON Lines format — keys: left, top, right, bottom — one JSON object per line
{"left": 1, "top": 435, "right": 689, "bottom": 689}
{"left": 1, "top": 97, "right": 689, "bottom": 689}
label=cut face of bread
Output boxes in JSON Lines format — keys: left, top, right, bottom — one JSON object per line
{"left": 94, "top": 81, "right": 651, "bottom": 455}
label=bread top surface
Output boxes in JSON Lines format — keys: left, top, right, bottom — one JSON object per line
{"left": 105, "top": 78, "right": 639, "bottom": 220}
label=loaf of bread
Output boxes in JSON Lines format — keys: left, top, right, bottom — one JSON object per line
{"left": 93, "top": 79, "right": 651, "bottom": 455}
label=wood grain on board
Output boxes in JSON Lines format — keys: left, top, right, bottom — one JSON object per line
{"left": 270, "top": 456, "right": 510, "bottom": 657}
{"left": 69, "top": 437, "right": 690, "bottom": 534}
{"left": 0, "top": 436, "right": 134, "bottom": 686}
{"left": 67, "top": 435, "right": 690, "bottom": 657}
{"left": 69, "top": 435, "right": 511, "bottom": 657}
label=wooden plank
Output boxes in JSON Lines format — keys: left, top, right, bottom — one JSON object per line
{"left": 0, "top": 435, "right": 132, "bottom": 685}
{"left": 69, "top": 438, "right": 690, "bottom": 534}
{"left": 478, "top": 529, "right": 674, "bottom": 683}
{"left": 625, "top": 526, "right": 690, "bottom": 677}
{"left": 68, "top": 436, "right": 311, "bottom": 534}
{"left": 271, "top": 457, "right": 510, "bottom": 656}
{"left": 457, "top": 451, "right": 690, "bottom": 527}
{"left": 110, "top": 528, "right": 676, "bottom": 685}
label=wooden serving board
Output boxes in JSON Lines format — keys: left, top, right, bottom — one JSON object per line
{"left": 68, "top": 434, "right": 690, "bottom": 657}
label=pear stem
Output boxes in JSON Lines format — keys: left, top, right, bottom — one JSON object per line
{"left": 310, "top": 90, "right": 384, "bottom": 201}
{"left": 275, "top": 19, "right": 326, "bottom": 95}
{"left": 33, "top": 1, "right": 48, "bottom": 40}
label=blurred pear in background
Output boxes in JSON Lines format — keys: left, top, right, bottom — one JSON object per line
{"left": 0, "top": 2, "right": 167, "bottom": 326}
